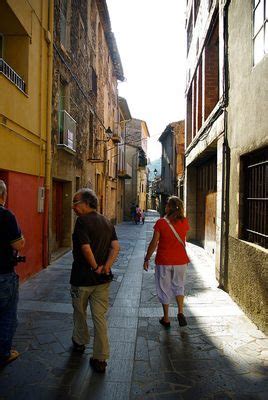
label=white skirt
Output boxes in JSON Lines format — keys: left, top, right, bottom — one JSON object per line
{"left": 155, "top": 265, "right": 187, "bottom": 304}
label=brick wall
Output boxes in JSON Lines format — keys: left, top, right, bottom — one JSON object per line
{"left": 185, "top": 1, "right": 220, "bottom": 148}
{"left": 204, "top": 19, "right": 219, "bottom": 119}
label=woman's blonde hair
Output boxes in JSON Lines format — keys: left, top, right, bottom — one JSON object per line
{"left": 166, "top": 196, "right": 184, "bottom": 222}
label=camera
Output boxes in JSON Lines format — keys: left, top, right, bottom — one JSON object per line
{"left": 13, "top": 254, "right": 26, "bottom": 265}
{"left": 16, "top": 255, "right": 26, "bottom": 263}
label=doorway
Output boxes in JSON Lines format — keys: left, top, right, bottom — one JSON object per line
{"left": 52, "top": 180, "right": 64, "bottom": 251}
{"left": 196, "top": 157, "right": 217, "bottom": 258}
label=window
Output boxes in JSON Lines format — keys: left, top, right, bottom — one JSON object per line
{"left": 186, "top": 83, "right": 193, "bottom": 146}
{"left": 91, "top": 66, "right": 97, "bottom": 96}
{"left": 60, "top": 0, "right": 69, "bottom": 49}
{"left": 241, "top": 146, "right": 268, "bottom": 248}
{"left": 253, "top": 0, "right": 268, "bottom": 65}
{"left": 187, "top": 11, "right": 193, "bottom": 54}
{"left": 59, "top": 79, "right": 67, "bottom": 111}
{"left": 58, "top": 80, "right": 76, "bottom": 151}
{"left": 204, "top": 17, "right": 219, "bottom": 119}
{"left": 88, "top": 111, "right": 95, "bottom": 158}
{"left": 194, "top": 0, "right": 201, "bottom": 23}
{"left": 58, "top": 110, "right": 76, "bottom": 151}
{"left": 78, "top": 14, "right": 86, "bottom": 52}
{"left": 0, "top": 2, "right": 29, "bottom": 92}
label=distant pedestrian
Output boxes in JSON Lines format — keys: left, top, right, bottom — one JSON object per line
{"left": 130, "top": 203, "right": 136, "bottom": 223}
{"left": 71, "top": 188, "right": 120, "bottom": 373}
{"left": 143, "top": 196, "right": 189, "bottom": 328}
{"left": 0, "top": 180, "right": 25, "bottom": 367}
{"left": 135, "top": 205, "right": 141, "bottom": 225}
{"left": 141, "top": 210, "right": 145, "bottom": 225}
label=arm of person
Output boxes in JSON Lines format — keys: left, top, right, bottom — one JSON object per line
{"left": 81, "top": 243, "right": 103, "bottom": 273}
{"left": 6, "top": 210, "right": 25, "bottom": 252}
{"left": 11, "top": 237, "right": 25, "bottom": 251}
{"left": 143, "top": 230, "right": 160, "bottom": 271}
{"left": 102, "top": 240, "right": 120, "bottom": 274}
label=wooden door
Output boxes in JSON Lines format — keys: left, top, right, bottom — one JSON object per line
{"left": 205, "top": 191, "right": 216, "bottom": 257}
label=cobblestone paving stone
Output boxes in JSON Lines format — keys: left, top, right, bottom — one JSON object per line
{"left": 0, "top": 212, "right": 267, "bottom": 400}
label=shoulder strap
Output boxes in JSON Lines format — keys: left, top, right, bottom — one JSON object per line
{"left": 164, "top": 217, "right": 185, "bottom": 248}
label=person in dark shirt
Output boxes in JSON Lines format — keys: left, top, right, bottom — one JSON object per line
{"left": 0, "top": 180, "right": 25, "bottom": 367}
{"left": 71, "top": 188, "right": 120, "bottom": 373}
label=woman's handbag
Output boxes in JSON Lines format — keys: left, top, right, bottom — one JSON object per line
{"left": 164, "top": 217, "right": 189, "bottom": 256}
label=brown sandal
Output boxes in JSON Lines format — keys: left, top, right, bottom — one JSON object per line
{"left": 159, "top": 317, "right": 171, "bottom": 328}
{"left": 177, "top": 313, "right": 187, "bottom": 327}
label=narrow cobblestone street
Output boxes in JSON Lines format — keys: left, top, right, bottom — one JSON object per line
{"left": 0, "top": 212, "right": 267, "bottom": 400}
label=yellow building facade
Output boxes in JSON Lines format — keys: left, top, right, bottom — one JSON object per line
{"left": 0, "top": 0, "right": 53, "bottom": 279}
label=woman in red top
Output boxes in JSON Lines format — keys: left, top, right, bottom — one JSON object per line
{"left": 143, "top": 196, "right": 190, "bottom": 328}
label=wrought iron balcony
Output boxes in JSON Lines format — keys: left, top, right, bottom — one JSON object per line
{"left": 0, "top": 58, "right": 26, "bottom": 92}
{"left": 58, "top": 110, "right": 77, "bottom": 152}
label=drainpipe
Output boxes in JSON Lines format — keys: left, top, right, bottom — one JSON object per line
{"left": 219, "top": 0, "right": 231, "bottom": 290}
{"left": 43, "top": 0, "right": 54, "bottom": 267}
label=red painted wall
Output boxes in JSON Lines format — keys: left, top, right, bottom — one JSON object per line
{"left": 1, "top": 170, "right": 45, "bottom": 281}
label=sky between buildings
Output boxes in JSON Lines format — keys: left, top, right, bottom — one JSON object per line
{"left": 106, "top": 0, "right": 186, "bottom": 161}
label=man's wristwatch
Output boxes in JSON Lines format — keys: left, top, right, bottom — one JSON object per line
{"left": 144, "top": 257, "right": 150, "bottom": 262}
{"left": 92, "top": 266, "right": 99, "bottom": 271}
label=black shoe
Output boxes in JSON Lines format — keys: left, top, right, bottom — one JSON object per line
{"left": 90, "top": 357, "right": 107, "bottom": 373}
{"left": 159, "top": 317, "right": 171, "bottom": 328}
{"left": 0, "top": 349, "right": 20, "bottom": 368}
{"left": 72, "top": 338, "right": 85, "bottom": 353}
{"left": 177, "top": 313, "right": 187, "bottom": 327}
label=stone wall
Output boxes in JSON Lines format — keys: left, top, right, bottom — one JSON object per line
{"left": 228, "top": 237, "right": 268, "bottom": 333}
{"left": 226, "top": 0, "right": 268, "bottom": 332}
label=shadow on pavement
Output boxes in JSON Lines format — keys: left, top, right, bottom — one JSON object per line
{"left": 132, "top": 223, "right": 268, "bottom": 400}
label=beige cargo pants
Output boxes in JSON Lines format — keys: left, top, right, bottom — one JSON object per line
{"left": 70, "top": 283, "right": 110, "bottom": 360}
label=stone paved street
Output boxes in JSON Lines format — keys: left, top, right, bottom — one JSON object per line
{"left": 0, "top": 212, "right": 267, "bottom": 400}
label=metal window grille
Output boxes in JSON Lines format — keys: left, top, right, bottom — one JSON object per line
{"left": 243, "top": 147, "right": 268, "bottom": 248}
{"left": 0, "top": 58, "right": 26, "bottom": 92}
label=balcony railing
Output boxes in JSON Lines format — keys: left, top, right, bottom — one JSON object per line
{"left": 0, "top": 58, "right": 26, "bottom": 92}
{"left": 58, "top": 110, "right": 76, "bottom": 151}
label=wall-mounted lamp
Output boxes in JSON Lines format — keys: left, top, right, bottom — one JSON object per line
{"left": 96, "top": 126, "right": 113, "bottom": 142}
{"left": 96, "top": 126, "right": 121, "bottom": 144}
{"left": 105, "top": 126, "right": 113, "bottom": 135}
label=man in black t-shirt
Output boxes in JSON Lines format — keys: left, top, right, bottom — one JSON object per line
{"left": 0, "top": 180, "right": 25, "bottom": 367}
{"left": 71, "top": 188, "right": 120, "bottom": 373}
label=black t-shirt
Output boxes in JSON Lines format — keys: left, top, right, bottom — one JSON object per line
{"left": 0, "top": 206, "right": 23, "bottom": 274}
{"left": 70, "top": 211, "right": 118, "bottom": 286}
